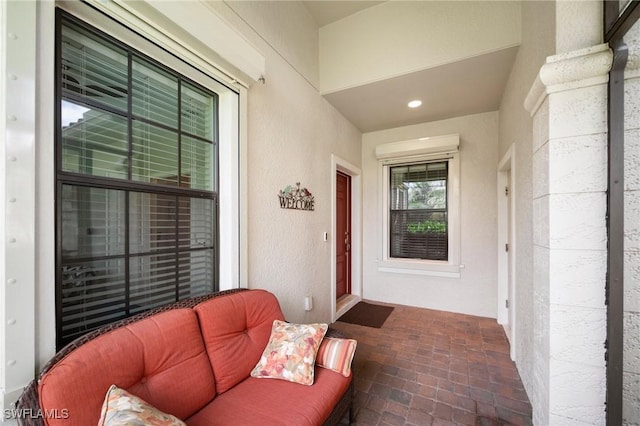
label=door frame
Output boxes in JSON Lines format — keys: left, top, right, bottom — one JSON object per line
{"left": 497, "top": 143, "right": 516, "bottom": 361}
{"left": 331, "top": 155, "right": 362, "bottom": 322}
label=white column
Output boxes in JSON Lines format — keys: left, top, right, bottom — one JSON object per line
{"left": 525, "top": 44, "right": 612, "bottom": 425}
{"left": 1, "top": 0, "right": 37, "bottom": 414}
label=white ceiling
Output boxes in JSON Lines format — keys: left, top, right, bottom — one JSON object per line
{"left": 323, "top": 46, "right": 519, "bottom": 132}
{"left": 303, "top": 1, "right": 519, "bottom": 133}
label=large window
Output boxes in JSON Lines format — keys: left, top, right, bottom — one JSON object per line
{"left": 376, "top": 135, "right": 460, "bottom": 277}
{"left": 56, "top": 12, "right": 219, "bottom": 348}
{"left": 389, "top": 162, "right": 448, "bottom": 260}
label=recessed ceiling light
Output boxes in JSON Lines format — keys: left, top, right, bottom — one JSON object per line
{"left": 408, "top": 100, "right": 422, "bottom": 108}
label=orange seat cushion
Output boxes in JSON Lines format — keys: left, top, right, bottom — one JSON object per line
{"left": 186, "top": 367, "right": 352, "bottom": 426}
{"left": 194, "top": 289, "right": 285, "bottom": 394}
{"left": 38, "top": 309, "right": 215, "bottom": 425}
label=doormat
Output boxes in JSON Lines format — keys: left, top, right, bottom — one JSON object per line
{"left": 337, "top": 302, "right": 394, "bottom": 328}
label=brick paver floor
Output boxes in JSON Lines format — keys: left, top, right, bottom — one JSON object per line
{"left": 333, "top": 301, "right": 532, "bottom": 425}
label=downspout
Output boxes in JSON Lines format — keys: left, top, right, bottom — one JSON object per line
{"left": 605, "top": 35, "right": 626, "bottom": 426}
{"left": 603, "top": 1, "right": 640, "bottom": 424}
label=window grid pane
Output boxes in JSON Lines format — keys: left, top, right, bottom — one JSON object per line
{"left": 131, "top": 121, "right": 179, "bottom": 186}
{"left": 130, "top": 254, "right": 177, "bottom": 314}
{"left": 56, "top": 13, "right": 218, "bottom": 349}
{"left": 132, "top": 57, "right": 179, "bottom": 129}
{"left": 62, "top": 101, "right": 129, "bottom": 179}
{"left": 60, "top": 259, "right": 127, "bottom": 344}
{"left": 182, "top": 83, "right": 215, "bottom": 140}
{"left": 61, "top": 22, "right": 128, "bottom": 113}
{"left": 179, "top": 249, "right": 215, "bottom": 299}
{"left": 178, "top": 197, "right": 216, "bottom": 249}
{"left": 129, "top": 192, "right": 177, "bottom": 254}
{"left": 181, "top": 136, "right": 215, "bottom": 191}
{"left": 61, "top": 185, "right": 126, "bottom": 258}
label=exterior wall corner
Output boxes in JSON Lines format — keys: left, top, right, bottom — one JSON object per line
{"left": 528, "top": 42, "right": 611, "bottom": 424}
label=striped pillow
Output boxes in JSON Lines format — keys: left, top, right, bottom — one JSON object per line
{"left": 316, "top": 337, "right": 357, "bottom": 377}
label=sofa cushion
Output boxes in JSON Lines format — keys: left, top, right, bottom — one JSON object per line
{"left": 98, "top": 385, "right": 186, "bottom": 426}
{"left": 39, "top": 309, "right": 215, "bottom": 425}
{"left": 194, "top": 289, "right": 285, "bottom": 394}
{"left": 185, "top": 367, "right": 352, "bottom": 426}
{"left": 250, "top": 320, "right": 327, "bottom": 385}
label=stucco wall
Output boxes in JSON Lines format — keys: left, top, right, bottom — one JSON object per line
{"left": 224, "top": 1, "right": 320, "bottom": 89}
{"left": 498, "top": 2, "right": 555, "bottom": 424}
{"left": 209, "top": 2, "right": 362, "bottom": 324}
{"left": 361, "top": 111, "right": 499, "bottom": 318}
{"left": 555, "top": 1, "right": 602, "bottom": 55}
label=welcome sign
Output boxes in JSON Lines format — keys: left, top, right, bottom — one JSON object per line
{"left": 278, "top": 182, "right": 314, "bottom": 211}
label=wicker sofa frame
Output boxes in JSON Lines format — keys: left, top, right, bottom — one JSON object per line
{"left": 15, "top": 288, "right": 354, "bottom": 426}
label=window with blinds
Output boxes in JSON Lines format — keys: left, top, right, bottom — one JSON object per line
{"left": 56, "top": 12, "right": 218, "bottom": 349}
{"left": 389, "top": 161, "right": 448, "bottom": 261}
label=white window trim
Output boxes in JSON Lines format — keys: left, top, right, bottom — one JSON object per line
{"left": 84, "top": 0, "right": 265, "bottom": 87}
{"left": 377, "top": 138, "right": 461, "bottom": 278}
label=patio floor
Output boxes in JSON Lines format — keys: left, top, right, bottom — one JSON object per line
{"left": 332, "top": 301, "right": 532, "bottom": 425}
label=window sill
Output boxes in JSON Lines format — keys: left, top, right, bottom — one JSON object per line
{"left": 377, "top": 259, "right": 461, "bottom": 278}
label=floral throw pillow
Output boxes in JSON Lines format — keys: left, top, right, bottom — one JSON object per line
{"left": 251, "top": 320, "right": 328, "bottom": 385}
{"left": 98, "top": 385, "right": 186, "bottom": 426}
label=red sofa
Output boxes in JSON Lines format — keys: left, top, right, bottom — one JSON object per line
{"left": 17, "top": 289, "right": 354, "bottom": 425}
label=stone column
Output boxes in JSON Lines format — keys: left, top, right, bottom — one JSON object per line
{"left": 525, "top": 44, "right": 613, "bottom": 425}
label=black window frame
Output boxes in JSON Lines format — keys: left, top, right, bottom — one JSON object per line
{"left": 54, "top": 9, "right": 220, "bottom": 350}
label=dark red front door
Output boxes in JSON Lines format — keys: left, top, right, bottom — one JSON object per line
{"left": 336, "top": 172, "right": 351, "bottom": 299}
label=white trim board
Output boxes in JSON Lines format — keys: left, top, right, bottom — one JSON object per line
{"left": 497, "top": 143, "right": 516, "bottom": 361}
